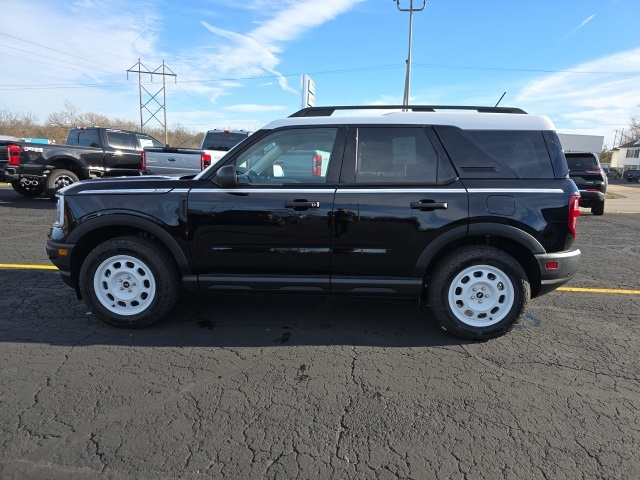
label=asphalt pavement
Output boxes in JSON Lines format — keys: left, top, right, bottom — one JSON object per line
{"left": 0, "top": 183, "right": 638, "bottom": 479}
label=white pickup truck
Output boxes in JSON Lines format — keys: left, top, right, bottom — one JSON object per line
{"left": 143, "top": 129, "right": 250, "bottom": 176}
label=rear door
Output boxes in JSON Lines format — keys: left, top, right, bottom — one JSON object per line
{"left": 331, "top": 126, "right": 468, "bottom": 295}
{"left": 104, "top": 131, "right": 143, "bottom": 171}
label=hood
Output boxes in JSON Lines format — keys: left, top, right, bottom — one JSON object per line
{"left": 59, "top": 174, "right": 193, "bottom": 196}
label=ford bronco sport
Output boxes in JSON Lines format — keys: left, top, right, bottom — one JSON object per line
{"left": 47, "top": 105, "right": 581, "bottom": 340}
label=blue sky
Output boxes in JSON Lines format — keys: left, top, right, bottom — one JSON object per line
{"left": 1, "top": 0, "right": 638, "bottom": 147}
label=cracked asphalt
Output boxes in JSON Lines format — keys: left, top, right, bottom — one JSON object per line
{"left": 0, "top": 185, "right": 638, "bottom": 479}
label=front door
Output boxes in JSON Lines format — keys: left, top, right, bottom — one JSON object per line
{"left": 188, "top": 126, "right": 346, "bottom": 292}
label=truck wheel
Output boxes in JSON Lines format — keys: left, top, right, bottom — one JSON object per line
{"left": 11, "top": 179, "right": 44, "bottom": 197}
{"left": 592, "top": 199, "right": 605, "bottom": 216}
{"left": 79, "top": 236, "right": 179, "bottom": 328}
{"left": 427, "top": 246, "right": 530, "bottom": 340}
{"left": 45, "top": 169, "right": 79, "bottom": 199}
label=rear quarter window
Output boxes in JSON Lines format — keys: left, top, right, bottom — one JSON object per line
{"left": 434, "top": 127, "right": 555, "bottom": 179}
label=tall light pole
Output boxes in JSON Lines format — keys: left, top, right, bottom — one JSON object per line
{"left": 393, "top": 0, "right": 427, "bottom": 107}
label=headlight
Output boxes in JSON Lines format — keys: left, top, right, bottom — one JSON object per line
{"left": 54, "top": 195, "right": 65, "bottom": 227}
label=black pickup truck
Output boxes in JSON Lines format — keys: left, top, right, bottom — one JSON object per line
{"left": 0, "top": 127, "right": 163, "bottom": 199}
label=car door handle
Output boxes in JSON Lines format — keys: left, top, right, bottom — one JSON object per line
{"left": 410, "top": 201, "right": 448, "bottom": 211}
{"left": 285, "top": 200, "right": 320, "bottom": 209}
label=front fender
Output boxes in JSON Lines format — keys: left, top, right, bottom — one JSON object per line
{"left": 67, "top": 212, "right": 192, "bottom": 275}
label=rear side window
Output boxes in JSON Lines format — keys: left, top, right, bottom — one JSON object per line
{"left": 107, "top": 132, "right": 136, "bottom": 150}
{"left": 67, "top": 130, "right": 100, "bottom": 148}
{"left": 355, "top": 127, "right": 441, "bottom": 183}
{"left": 435, "top": 127, "right": 554, "bottom": 179}
{"left": 135, "top": 134, "right": 163, "bottom": 149}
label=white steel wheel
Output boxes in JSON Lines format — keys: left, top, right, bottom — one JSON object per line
{"left": 93, "top": 254, "right": 157, "bottom": 316}
{"left": 447, "top": 264, "right": 514, "bottom": 327}
{"left": 427, "top": 245, "right": 530, "bottom": 340}
{"left": 79, "top": 236, "right": 179, "bottom": 328}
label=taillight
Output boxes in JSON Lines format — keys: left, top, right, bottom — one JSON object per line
{"left": 201, "top": 152, "right": 211, "bottom": 170}
{"left": 312, "top": 153, "right": 322, "bottom": 177}
{"left": 568, "top": 194, "right": 580, "bottom": 238}
{"left": 8, "top": 145, "right": 20, "bottom": 165}
{"left": 584, "top": 169, "right": 602, "bottom": 174}
{"left": 140, "top": 151, "right": 146, "bottom": 171}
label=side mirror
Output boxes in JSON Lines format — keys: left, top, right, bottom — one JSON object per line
{"left": 216, "top": 164, "right": 238, "bottom": 188}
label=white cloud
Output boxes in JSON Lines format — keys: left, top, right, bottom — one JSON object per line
{"left": 562, "top": 13, "right": 597, "bottom": 41}
{"left": 198, "top": 0, "right": 367, "bottom": 95}
{"left": 514, "top": 47, "right": 640, "bottom": 146}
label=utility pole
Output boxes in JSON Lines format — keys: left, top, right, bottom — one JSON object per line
{"left": 393, "top": 0, "right": 427, "bottom": 107}
{"left": 127, "top": 59, "right": 177, "bottom": 144}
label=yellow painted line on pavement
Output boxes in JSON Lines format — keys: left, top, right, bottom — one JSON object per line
{"left": 558, "top": 287, "right": 640, "bottom": 295}
{"left": 0, "top": 264, "right": 58, "bottom": 270}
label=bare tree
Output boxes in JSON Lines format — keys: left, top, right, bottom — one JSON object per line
{"left": 0, "top": 102, "right": 203, "bottom": 147}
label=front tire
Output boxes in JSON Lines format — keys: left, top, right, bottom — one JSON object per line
{"left": 45, "top": 169, "right": 79, "bottom": 199}
{"left": 11, "top": 178, "right": 44, "bottom": 197}
{"left": 427, "top": 246, "right": 530, "bottom": 340}
{"left": 79, "top": 237, "right": 179, "bottom": 328}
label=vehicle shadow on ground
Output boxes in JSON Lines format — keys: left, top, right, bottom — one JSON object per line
{"left": 0, "top": 270, "right": 471, "bottom": 348}
{"left": 0, "top": 186, "right": 55, "bottom": 210}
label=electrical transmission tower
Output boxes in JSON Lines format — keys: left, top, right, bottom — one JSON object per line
{"left": 127, "top": 59, "right": 177, "bottom": 144}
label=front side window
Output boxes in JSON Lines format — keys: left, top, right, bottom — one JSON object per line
{"left": 233, "top": 128, "right": 338, "bottom": 184}
{"left": 355, "top": 127, "right": 439, "bottom": 183}
{"left": 106, "top": 132, "right": 136, "bottom": 150}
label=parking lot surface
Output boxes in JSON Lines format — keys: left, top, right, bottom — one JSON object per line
{"left": 0, "top": 184, "right": 638, "bottom": 479}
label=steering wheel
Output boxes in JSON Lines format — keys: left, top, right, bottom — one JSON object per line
{"left": 247, "top": 170, "right": 263, "bottom": 183}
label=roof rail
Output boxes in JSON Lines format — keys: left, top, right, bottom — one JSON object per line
{"left": 289, "top": 105, "right": 528, "bottom": 117}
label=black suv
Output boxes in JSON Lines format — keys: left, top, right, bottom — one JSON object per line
{"left": 623, "top": 169, "right": 639, "bottom": 182}
{"left": 46, "top": 105, "right": 581, "bottom": 340}
{"left": 565, "top": 152, "right": 607, "bottom": 215}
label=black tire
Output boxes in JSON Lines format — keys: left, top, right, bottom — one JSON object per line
{"left": 427, "top": 246, "right": 530, "bottom": 340}
{"left": 45, "top": 169, "right": 79, "bottom": 200}
{"left": 11, "top": 179, "right": 44, "bottom": 197}
{"left": 79, "top": 236, "right": 179, "bottom": 328}
{"left": 591, "top": 199, "right": 605, "bottom": 216}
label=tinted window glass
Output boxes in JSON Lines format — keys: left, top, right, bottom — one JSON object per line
{"left": 566, "top": 154, "right": 598, "bottom": 170}
{"left": 106, "top": 132, "right": 136, "bottom": 150}
{"left": 435, "top": 127, "right": 554, "bottom": 179}
{"left": 71, "top": 130, "right": 100, "bottom": 148}
{"left": 233, "top": 128, "right": 338, "bottom": 184}
{"left": 356, "top": 127, "right": 439, "bottom": 183}
{"left": 203, "top": 132, "right": 249, "bottom": 150}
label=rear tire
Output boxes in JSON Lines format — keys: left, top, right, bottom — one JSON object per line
{"left": 79, "top": 236, "right": 179, "bottom": 328}
{"left": 427, "top": 246, "right": 530, "bottom": 340}
{"left": 11, "top": 179, "right": 44, "bottom": 197}
{"left": 45, "top": 169, "right": 79, "bottom": 199}
{"left": 591, "top": 199, "right": 605, "bottom": 216}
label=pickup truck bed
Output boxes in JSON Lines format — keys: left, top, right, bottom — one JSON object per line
{"left": 143, "top": 147, "right": 206, "bottom": 176}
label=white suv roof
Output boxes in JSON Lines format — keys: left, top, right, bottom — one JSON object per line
{"left": 264, "top": 105, "right": 556, "bottom": 132}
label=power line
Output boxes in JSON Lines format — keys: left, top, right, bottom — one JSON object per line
{"left": 0, "top": 32, "right": 123, "bottom": 72}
